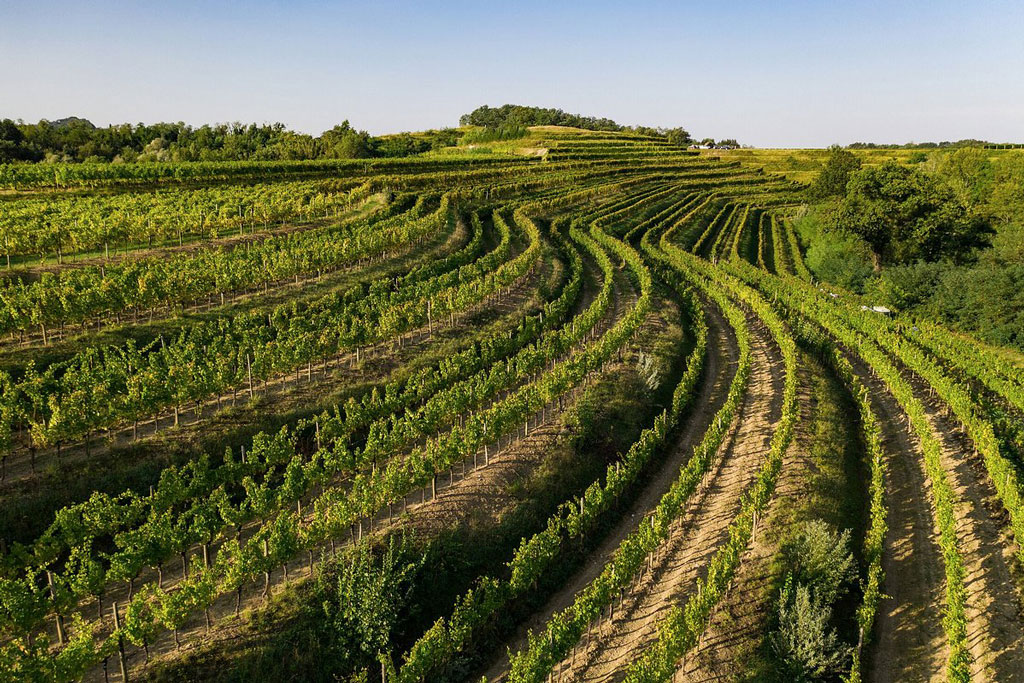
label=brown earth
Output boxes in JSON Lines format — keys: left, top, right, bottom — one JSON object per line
{"left": 483, "top": 305, "right": 786, "bottom": 683}
{"left": 550, "top": 312, "right": 784, "bottom": 683}
{"left": 903, "top": 366, "right": 1024, "bottom": 681}
{"left": 851, "top": 357, "right": 949, "bottom": 683}
{"left": 676, "top": 356, "right": 814, "bottom": 681}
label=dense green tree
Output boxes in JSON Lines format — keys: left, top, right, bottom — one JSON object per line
{"left": 318, "top": 122, "right": 371, "bottom": 159}
{"left": 458, "top": 104, "right": 710, "bottom": 144}
{"left": 867, "top": 260, "right": 948, "bottom": 310}
{"left": 985, "top": 153, "right": 1024, "bottom": 226}
{"left": 847, "top": 139, "right": 991, "bottom": 149}
{"left": 0, "top": 119, "right": 25, "bottom": 144}
{"left": 459, "top": 104, "right": 621, "bottom": 131}
{"left": 259, "top": 131, "right": 319, "bottom": 160}
{"left": 665, "top": 127, "right": 692, "bottom": 146}
{"left": 808, "top": 145, "right": 862, "bottom": 198}
{"left": 801, "top": 152, "right": 1024, "bottom": 348}
{"left": 916, "top": 229, "right": 1024, "bottom": 349}
{"left": 0, "top": 118, "right": 41, "bottom": 162}
{"left": 0, "top": 108, "right": 733, "bottom": 163}
{"left": 824, "top": 161, "right": 993, "bottom": 269}
{"left": 372, "top": 133, "right": 430, "bottom": 157}
{"left": 937, "top": 147, "right": 993, "bottom": 208}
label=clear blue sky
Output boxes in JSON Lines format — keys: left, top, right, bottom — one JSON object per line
{"left": 2, "top": 0, "right": 1022, "bottom": 147}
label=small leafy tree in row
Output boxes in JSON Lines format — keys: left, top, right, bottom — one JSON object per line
{"left": 769, "top": 520, "right": 856, "bottom": 681}
{"left": 320, "top": 537, "right": 424, "bottom": 675}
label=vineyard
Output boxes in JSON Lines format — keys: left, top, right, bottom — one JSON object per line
{"left": 1, "top": 127, "right": 1022, "bottom": 683}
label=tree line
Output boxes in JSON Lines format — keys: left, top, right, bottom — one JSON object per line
{"left": 0, "top": 105, "right": 743, "bottom": 164}
{"left": 459, "top": 104, "right": 698, "bottom": 146}
{"left": 0, "top": 118, "right": 459, "bottom": 164}
{"left": 846, "top": 139, "right": 1015, "bottom": 149}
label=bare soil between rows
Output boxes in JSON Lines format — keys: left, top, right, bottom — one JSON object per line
{"left": 478, "top": 295, "right": 747, "bottom": 683}
{"left": 556, "top": 310, "right": 784, "bottom": 683}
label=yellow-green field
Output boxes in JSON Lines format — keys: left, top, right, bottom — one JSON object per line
{"left": 424, "top": 128, "right": 1024, "bottom": 184}
{"left": 696, "top": 147, "right": 1024, "bottom": 184}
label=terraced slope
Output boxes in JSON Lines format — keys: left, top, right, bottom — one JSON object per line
{"left": 0, "top": 129, "right": 1020, "bottom": 683}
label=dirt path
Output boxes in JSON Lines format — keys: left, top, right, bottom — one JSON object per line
{"left": 905, "top": 371, "right": 1024, "bottom": 681}
{"left": 483, "top": 305, "right": 784, "bottom": 683}
{"left": 850, "top": 359, "right": 949, "bottom": 683}
{"left": 676, "top": 358, "right": 816, "bottom": 681}
{"left": 547, "top": 312, "right": 783, "bottom": 683}
{"left": 478, "top": 295, "right": 738, "bottom": 682}
{"left": 399, "top": 269, "right": 654, "bottom": 543}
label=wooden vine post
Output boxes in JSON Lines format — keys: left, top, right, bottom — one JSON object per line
{"left": 112, "top": 600, "right": 129, "bottom": 682}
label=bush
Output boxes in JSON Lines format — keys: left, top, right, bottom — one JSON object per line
{"left": 805, "top": 235, "right": 874, "bottom": 293}
{"left": 780, "top": 521, "right": 855, "bottom": 604}
{"left": 770, "top": 578, "right": 852, "bottom": 681}
{"left": 922, "top": 243, "right": 1024, "bottom": 350}
{"left": 318, "top": 538, "right": 424, "bottom": 673}
{"left": 866, "top": 261, "right": 948, "bottom": 311}
{"left": 769, "top": 521, "right": 856, "bottom": 680}
{"left": 372, "top": 134, "right": 430, "bottom": 158}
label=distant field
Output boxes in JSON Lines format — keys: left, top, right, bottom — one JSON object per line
{"left": 698, "top": 146, "right": 1024, "bottom": 184}
{"left": 428, "top": 129, "right": 1024, "bottom": 186}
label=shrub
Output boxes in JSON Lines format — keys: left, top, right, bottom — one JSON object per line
{"left": 780, "top": 520, "right": 855, "bottom": 605}
{"left": 320, "top": 538, "right": 424, "bottom": 671}
{"left": 769, "top": 521, "right": 856, "bottom": 680}
{"left": 866, "top": 261, "right": 948, "bottom": 311}
{"left": 805, "top": 235, "right": 874, "bottom": 293}
{"left": 770, "top": 578, "right": 852, "bottom": 681}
